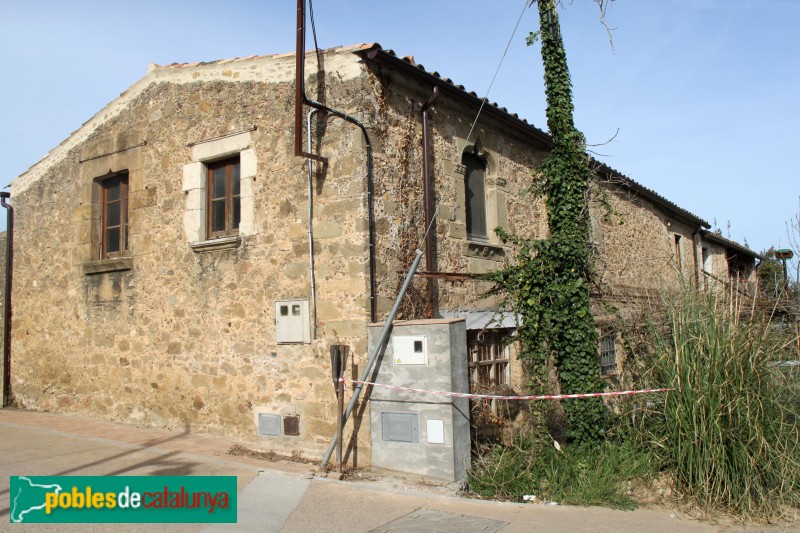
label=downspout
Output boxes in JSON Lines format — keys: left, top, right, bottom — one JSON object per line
{"left": 296, "top": 0, "right": 377, "bottom": 323}
{"left": 692, "top": 228, "right": 700, "bottom": 287}
{"left": 1, "top": 191, "right": 13, "bottom": 408}
{"left": 307, "top": 108, "right": 319, "bottom": 339}
{"left": 421, "top": 86, "right": 439, "bottom": 317}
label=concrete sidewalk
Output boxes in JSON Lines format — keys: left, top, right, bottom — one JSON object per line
{"left": 0, "top": 409, "right": 785, "bottom": 532}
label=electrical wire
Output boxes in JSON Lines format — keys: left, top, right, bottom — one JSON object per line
{"left": 308, "top": 0, "right": 323, "bottom": 70}
{"left": 465, "top": 0, "right": 530, "bottom": 145}
{"left": 421, "top": 196, "right": 444, "bottom": 251}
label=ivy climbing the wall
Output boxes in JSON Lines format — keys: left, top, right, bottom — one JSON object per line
{"left": 489, "top": 0, "right": 607, "bottom": 445}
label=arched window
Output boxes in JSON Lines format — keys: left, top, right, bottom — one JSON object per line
{"left": 463, "top": 152, "right": 487, "bottom": 240}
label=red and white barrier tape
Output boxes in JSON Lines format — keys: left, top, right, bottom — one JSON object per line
{"left": 345, "top": 378, "right": 671, "bottom": 401}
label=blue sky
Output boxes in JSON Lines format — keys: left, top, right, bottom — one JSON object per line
{"left": 1, "top": 0, "right": 798, "bottom": 258}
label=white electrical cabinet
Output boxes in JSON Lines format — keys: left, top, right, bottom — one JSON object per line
{"left": 275, "top": 299, "right": 310, "bottom": 344}
{"left": 392, "top": 335, "right": 428, "bottom": 365}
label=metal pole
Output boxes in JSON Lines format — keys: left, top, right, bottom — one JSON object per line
{"left": 321, "top": 249, "right": 423, "bottom": 467}
{"left": 337, "top": 352, "right": 347, "bottom": 472}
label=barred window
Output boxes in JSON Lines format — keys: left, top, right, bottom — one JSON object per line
{"left": 600, "top": 333, "right": 618, "bottom": 375}
{"left": 467, "top": 329, "right": 511, "bottom": 389}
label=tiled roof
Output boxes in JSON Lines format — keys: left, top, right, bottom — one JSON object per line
{"left": 356, "top": 44, "right": 551, "bottom": 143}
{"left": 592, "top": 159, "right": 710, "bottom": 229}
{"left": 150, "top": 43, "right": 376, "bottom": 71}
{"left": 357, "top": 44, "right": 713, "bottom": 230}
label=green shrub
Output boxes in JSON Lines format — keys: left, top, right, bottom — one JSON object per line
{"left": 639, "top": 289, "right": 800, "bottom": 518}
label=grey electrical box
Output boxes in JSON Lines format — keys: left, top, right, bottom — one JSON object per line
{"left": 381, "top": 412, "right": 419, "bottom": 443}
{"left": 275, "top": 299, "right": 310, "bottom": 344}
{"left": 369, "top": 319, "right": 470, "bottom": 482}
{"left": 258, "top": 413, "right": 281, "bottom": 436}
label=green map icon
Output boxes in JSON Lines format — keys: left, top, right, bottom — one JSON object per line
{"left": 10, "top": 476, "right": 64, "bottom": 523}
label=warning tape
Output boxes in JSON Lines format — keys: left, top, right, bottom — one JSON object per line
{"left": 345, "top": 378, "right": 671, "bottom": 401}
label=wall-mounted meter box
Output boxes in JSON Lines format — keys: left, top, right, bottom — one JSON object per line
{"left": 275, "top": 299, "right": 310, "bottom": 344}
{"left": 392, "top": 335, "right": 427, "bottom": 365}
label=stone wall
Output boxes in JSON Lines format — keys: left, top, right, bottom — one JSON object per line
{"left": 9, "top": 49, "right": 379, "bottom": 460}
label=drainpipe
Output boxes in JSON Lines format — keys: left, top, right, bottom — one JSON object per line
{"left": 296, "top": 0, "right": 377, "bottom": 323}
{"left": 692, "top": 228, "right": 700, "bottom": 287}
{"left": 1, "top": 191, "right": 13, "bottom": 408}
{"left": 421, "top": 86, "right": 439, "bottom": 317}
{"left": 307, "top": 109, "right": 319, "bottom": 339}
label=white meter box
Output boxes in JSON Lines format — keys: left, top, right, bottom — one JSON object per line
{"left": 275, "top": 299, "right": 310, "bottom": 344}
{"left": 392, "top": 335, "right": 427, "bottom": 365}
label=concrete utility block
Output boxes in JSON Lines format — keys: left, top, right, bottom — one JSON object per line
{"left": 368, "top": 319, "right": 470, "bottom": 482}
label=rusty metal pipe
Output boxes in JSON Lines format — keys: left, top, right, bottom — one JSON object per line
{"left": 294, "top": 0, "right": 305, "bottom": 157}
{"left": 295, "top": 0, "right": 377, "bottom": 323}
{"left": 1, "top": 191, "right": 13, "bottom": 407}
{"left": 691, "top": 228, "right": 700, "bottom": 287}
{"left": 421, "top": 87, "right": 439, "bottom": 316}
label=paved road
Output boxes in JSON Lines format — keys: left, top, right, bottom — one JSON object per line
{"left": 0, "top": 409, "right": 790, "bottom": 532}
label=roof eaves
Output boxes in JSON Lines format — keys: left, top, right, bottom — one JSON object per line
{"left": 356, "top": 44, "right": 711, "bottom": 231}
{"left": 355, "top": 44, "right": 552, "bottom": 146}
{"left": 592, "top": 159, "right": 710, "bottom": 229}
{"left": 701, "top": 231, "right": 762, "bottom": 260}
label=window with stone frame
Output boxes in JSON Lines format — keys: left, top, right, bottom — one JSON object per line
{"left": 599, "top": 332, "right": 618, "bottom": 375}
{"left": 206, "top": 156, "right": 240, "bottom": 239}
{"left": 100, "top": 171, "right": 129, "bottom": 259}
{"left": 463, "top": 152, "right": 488, "bottom": 241}
{"left": 467, "top": 329, "right": 511, "bottom": 389}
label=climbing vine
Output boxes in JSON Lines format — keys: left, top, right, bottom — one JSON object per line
{"left": 489, "top": 0, "right": 607, "bottom": 444}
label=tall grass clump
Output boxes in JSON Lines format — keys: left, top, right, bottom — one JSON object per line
{"left": 640, "top": 288, "right": 800, "bottom": 518}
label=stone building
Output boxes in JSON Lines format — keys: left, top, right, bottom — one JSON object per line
{"left": 6, "top": 44, "right": 758, "bottom": 464}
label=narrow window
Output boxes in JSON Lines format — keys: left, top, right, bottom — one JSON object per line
{"left": 101, "top": 173, "right": 128, "bottom": 258}
{"left": 702, "top": 246, "right": 713, "bottom": 289}
{"left": 674, "top": 234, "right": 682, "bottom": 269}
{"left": 599, "top": 333, "right": 617, "bottom": 375}
{"left": 207, "top": 156, "right": 241, "bottom": 239}
{"left": 702, "top": 247, "right": 712, "bottom": 274}
{"left": 463, "top": 152, "right": 487, "bottom": 240}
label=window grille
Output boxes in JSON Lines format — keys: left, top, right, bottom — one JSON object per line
{"left": 600, "top": 333, "right": 617, "bottom": 375}
{"left": 467, "top": 329, "right": 511, "bottom": 389}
